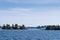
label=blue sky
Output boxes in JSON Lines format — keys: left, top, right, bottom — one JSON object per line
{"left": 0, "top": 0, "right": 60, "bottom": 26}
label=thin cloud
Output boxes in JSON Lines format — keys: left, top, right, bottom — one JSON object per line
{"left": 0, "top": 8, "right": 60, "bottom": 26}
{"left": 0, "top": 0, "right": 60, "bottom": 4}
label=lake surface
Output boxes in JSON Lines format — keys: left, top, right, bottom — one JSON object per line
{"left": 0, "top": 29, "right": 60, "bottom": 40}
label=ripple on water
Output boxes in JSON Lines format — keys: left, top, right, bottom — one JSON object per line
{"left": 0, "top": 29, "right": 60, "bottom": 40}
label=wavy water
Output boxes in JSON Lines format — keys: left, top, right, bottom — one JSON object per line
{"left": 0, "top": 29, "right": 60, "bottom": 40}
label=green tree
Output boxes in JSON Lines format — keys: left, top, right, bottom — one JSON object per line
{"left": 20, "top": 24, "right": 26, "bottom": 29}
{"left": 15, "top": 24, "right": 18, "bottom": 29}
{"left": 12, "top": 24, "right": 15, "bottom": 29}
{"left": 5, "top": 24, "right": 11, "bottom": 29}
{"left": 2, "top": 24, "right": 6, "bottom": 29}
{"left": 37, "top": 26, "right": 41, "bottom": 29}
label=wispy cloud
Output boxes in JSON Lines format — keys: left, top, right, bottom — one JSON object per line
{"left": 0, "top": 0, "right": 60, "bottom": 26}
{"left": 0, "top": 0, "right": 60, "bottom": 4}
{"left": 5, "top": 0, "right": 60, "bottom": 4}
{"left": 0, "top": 0, "right": 60, "bottom": 9}
{"left": 0, "top": 8, "right": 60, "bottom": 26}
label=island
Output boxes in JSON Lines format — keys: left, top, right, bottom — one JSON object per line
{"left": 0, "top": 24, "right": 60, "bottom": 30}
{"left": 0, "top": 24, "right": 26, "bottom": 30}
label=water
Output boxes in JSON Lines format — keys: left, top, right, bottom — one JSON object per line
{"left": 0, "top": 29, "right": 60, "bottom": 40}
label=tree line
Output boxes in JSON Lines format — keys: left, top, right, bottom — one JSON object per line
{"left": 37, "top": 25, "right": 60, "bottom": 30}
{"left": 46, "top": 25, "right": 60, "bottom": 30}
{"left": 0, "top": 24, "right": 26, "bottom": 30}
{"left": 0, "top": 24, "right": 60, "bottom": 30}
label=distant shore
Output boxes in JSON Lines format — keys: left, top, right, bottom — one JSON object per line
{"left": 0, "top": 24, "right": 60, "bottom": 30}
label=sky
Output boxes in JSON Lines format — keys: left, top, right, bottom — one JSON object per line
{"left": 0, "top": 0, "right": 60, "bottom": 26}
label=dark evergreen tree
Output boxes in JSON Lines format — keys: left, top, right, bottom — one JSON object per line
{"left": 12, "top": 24, "right": 15, "bottom": 29}
{"left": 20, "top": 24, "right": 26, "bottom": 29}
{"left": 15, "top": 24, "right": 18, "bottom": 29}
{"left": 37, "top": 26, "right": 41, "bottom": 29}
{"left": 5, "top": 24, "right": 11, "bottom": 29}
{"left": 2, "top": 24, "right": 6, "bottom": 29}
